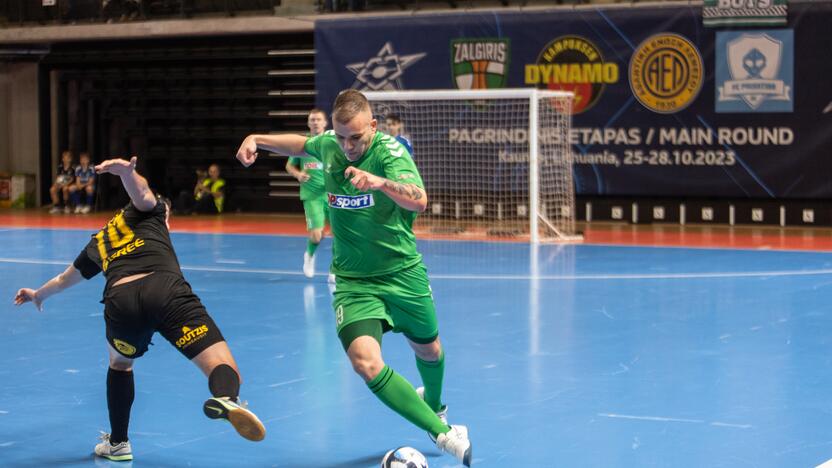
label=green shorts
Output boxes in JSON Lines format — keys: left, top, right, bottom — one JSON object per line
{"left": 333, "top": 262, "right": 438, "bottom": 345}
{"left": 302, "top": 196, "right": 327, "bottom": 230}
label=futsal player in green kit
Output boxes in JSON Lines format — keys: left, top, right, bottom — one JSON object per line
{"left": 284, "top": 108, "right": 328, "bottom": 278}
{"left": 236, "top": 90, "right": 472, "bottom": 466}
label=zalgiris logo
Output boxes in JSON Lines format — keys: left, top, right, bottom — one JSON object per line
{"left": 525, "top": 36, "right": 619, "bottom": 114}
{"left": 450, "top": 38, "right": 510, "bottom": 90}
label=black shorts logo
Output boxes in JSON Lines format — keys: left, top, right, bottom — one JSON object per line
{"left": 113, "top": 339, "right": 137, "bottom": 356}
{"left": 176, "top": 325, "right": 209, "bottom": 349}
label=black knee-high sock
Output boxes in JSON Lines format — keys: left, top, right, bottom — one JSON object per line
{"left": 107, "top": 368, "right": 134, "bottom": 444}
{"left": 208, "top": 364, "right": 240, "bottom": 400}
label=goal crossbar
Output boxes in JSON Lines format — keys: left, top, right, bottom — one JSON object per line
{"left": 364, "top": 89, "right": 574, "bottom": 101}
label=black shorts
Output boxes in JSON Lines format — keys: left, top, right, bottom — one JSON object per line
{"left": 103, "top": 272, "right": 225, "bottom": 360}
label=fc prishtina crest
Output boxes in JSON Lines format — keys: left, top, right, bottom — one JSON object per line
{"left": 450, "top": 38, "right": 510, "bottom": 90}
{"left": 716, "top": 30, "right": 793, "bottom": 112}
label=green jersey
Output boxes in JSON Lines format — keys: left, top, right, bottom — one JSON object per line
{"left": 287, "top": 155, "right": 325, "bottom": 200}
{"left": 304, "top": 130, "right": 424, "bottom": 277}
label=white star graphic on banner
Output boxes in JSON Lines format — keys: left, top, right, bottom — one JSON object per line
{"left": 346, "top": 42, "right": 427, "bottom": 91}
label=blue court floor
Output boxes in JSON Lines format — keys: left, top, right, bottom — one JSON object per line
{"left": 2, "top": 227, "right": 832, "bottom": 467}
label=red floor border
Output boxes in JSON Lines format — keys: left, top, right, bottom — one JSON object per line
{"left": 2, "top": 210, "right": 831, "bottom": 251}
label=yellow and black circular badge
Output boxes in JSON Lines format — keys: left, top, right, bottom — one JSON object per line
{"left": 113, "top": 339, "right": 136, "bottom": 356}
{"left": 526, "top": 35, "right": 619, "bottom": 115}
{"left": 629, "top": 33, "right": 703, "bottom": 114}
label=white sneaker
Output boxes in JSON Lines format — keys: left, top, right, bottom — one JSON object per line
{"left": 81, "top": 205, "right": 92, "bottom": 214}
{"left": 94, "top": 432, "right": 133, "bottom": 461}
{"left": 49, "top": 206, "right": 61, "bottom": 214}
{"left": 303, "top": 252, "right": 315, "bottom": 278}
{"left": 435, "top": 425, "right": 472, "bottom": 467}
{"left": 63, "top": 206, "right": 71, "bottom": 214}
{"left": 203, "top": 396, "right": 266, "bottom": 442}
{"left": 74, "top": 205, "right": 82, "bottom": 214}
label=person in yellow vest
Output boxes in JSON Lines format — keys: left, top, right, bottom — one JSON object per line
{"left": 194, "top": 164, "right": 225, "bottom": 214}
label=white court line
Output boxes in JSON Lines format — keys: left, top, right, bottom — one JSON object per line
{"left": 598, "top": 413, "right": 704, "bottom": 424}
{"left": 817, "top": 458, "right": 832, "bottom": 468}
{"left": 268, "top": 377, "right": 307, "bottom": 388}
{"left": 2, "top": 257, "right": 832, "bottom": 281}
{"left": 711, "top": 421, "right": 753, "bottom": 429}
{"left": 598, "top": 413, "right": 752, "bottom": 429}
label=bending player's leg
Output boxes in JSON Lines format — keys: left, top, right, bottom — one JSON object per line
{"left": 386, "top": 264, "right": 471, "bottom": 466}
{"left": 156, "top": 282, "right": 265, "bottom": 442}
{"left": 191, "top": 341, "right": 242, "bottom": 396}
{"left": 341, "top": 321, "right": 449, "bottom": 438}
{"left": 94, "top": 343, "right": 136, "bottom": 461}
{"left": 190, "top": 341, "right": 265, "bottom": 442}
{"left": 409, "top": 337, "right": 446, "bottom": 415}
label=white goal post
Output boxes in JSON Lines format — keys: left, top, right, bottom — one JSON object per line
{"left": 364, "top": 88, "right": 580, "bottom": 244}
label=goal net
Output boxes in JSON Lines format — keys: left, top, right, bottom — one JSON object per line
{"left": 364, "top": 89, "right": 579, "bottom": 243}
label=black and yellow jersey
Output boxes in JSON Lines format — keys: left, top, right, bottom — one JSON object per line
{"left": 73, "top": 199, "right": 183, "bottom": 289}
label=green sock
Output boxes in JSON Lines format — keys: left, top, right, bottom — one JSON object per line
{"left": 368, "top": 365, "right": 450, "bottom": 437}
{"left": 306, "top": 240, "right": 319, "bottom": 256}
{"left": 416, "top": 351, "right": 445, "bottom": 412}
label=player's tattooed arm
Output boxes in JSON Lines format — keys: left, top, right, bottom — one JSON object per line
{"left": 345, "top": 166, "right": 427, "bottom": 212}
{"left": 383, "top": 180, "right": 424, "bottom": 201}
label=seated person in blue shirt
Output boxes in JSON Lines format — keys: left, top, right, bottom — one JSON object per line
{"left": 69, "top": 152, "right": 96, "bottom": 213}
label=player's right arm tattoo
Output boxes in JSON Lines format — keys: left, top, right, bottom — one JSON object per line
{"left": 382, "top": 179, "right": 423, "bottom": 201}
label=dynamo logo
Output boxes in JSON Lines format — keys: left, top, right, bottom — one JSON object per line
{"left": 328, "top": 193, "right": 375, "bottom": 210}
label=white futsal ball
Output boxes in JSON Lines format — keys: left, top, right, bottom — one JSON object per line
{"left": 380, "top": 446, "right": 428, "bottom": 468}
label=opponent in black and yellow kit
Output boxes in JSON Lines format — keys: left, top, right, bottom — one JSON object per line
{"left": 14, "top": 156, "right": 265, "bottom": 462}
{"left": 74, "top": 194, "right": 223, "bottom": 360}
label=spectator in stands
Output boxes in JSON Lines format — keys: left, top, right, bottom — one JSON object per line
{"left": 49, "top": 151, "right": 76, "bottom": 214}
{"left": 69, "top": 152, "right": 96, "bottom": 214}
{"left": 385, "top": 114, "right": 414, "bottom": 156}
{"left": 193, "top": 164, "right": 226, "bottom": 214}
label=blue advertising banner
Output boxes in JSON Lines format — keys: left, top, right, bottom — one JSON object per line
{"left": 314, "top": 1, "right": 832, "bottom": 199}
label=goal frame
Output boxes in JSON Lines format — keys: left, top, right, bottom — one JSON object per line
{"left": 364, "top": 88, "right": 578, "bottom": 244}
